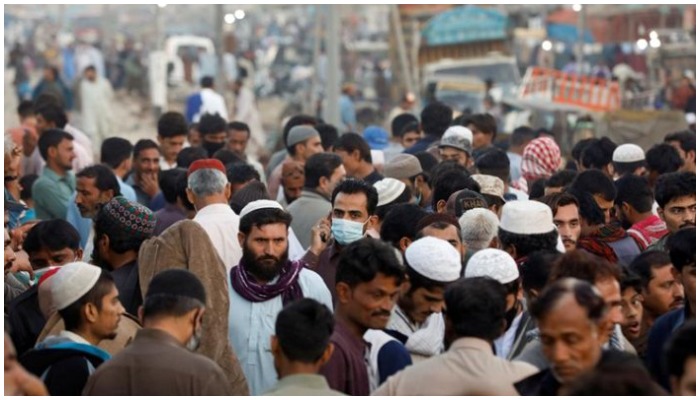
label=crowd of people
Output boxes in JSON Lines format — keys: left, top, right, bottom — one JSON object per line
{"left": 3, "top": 81, "right": 696, "bottom": 396}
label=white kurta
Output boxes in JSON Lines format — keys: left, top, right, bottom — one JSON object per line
{"left": 193, "top": 203, "right": 243, "bottom": 272}
{"left": 79, "top": 77, "right": 114, "bottom": 145}
{"left": 234, "top": 86, "right": 266, "bottom": 157}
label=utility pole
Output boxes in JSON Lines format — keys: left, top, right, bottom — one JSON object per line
{"left": 576, "top": 5, "right": 586, "bottom": 75}
{"left": 214, "top": 4, "right": 226, "bottom": 93}
{"left": 308, "top": 5, "right": 322, "bottom": 116}
{"left": 324, "top": 4, "right": 341, "bottom": 128}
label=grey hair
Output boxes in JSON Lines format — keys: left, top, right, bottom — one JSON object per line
{"left": 5, "top": 135, "right": 15, "bottom": 158}
{"left": 459, "top": 208, "right": 499, "bottom": 251}
{"left": 187, "top": 168, "right": 228, "bottom": 197}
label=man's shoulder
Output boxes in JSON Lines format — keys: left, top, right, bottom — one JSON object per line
{"left": 650, "top": 307, "right": 684, "bottom": 337}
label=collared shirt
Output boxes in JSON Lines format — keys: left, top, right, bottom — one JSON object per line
{"left": 494, "top": 311, "right": 524, "bottom": 359}
{"left": 22, "top": 139, "right": 92, "bottom": 178}
{"left": 125, "top": 174, "right": 156, "bottom": 208}
{"left": 507, "top": 152, "right": 523, "bottom": 182}
{"left": 628, "top": 214, "right": 668, "bottom": 250}
{"left": 58, "top": 330, "right": 91, "bottom": 346}
{"left": 320, "top": 319, "right": 371, "bottom": 396}
{"left": 302, "top": 241, "right": 343, "bottom": 304}
{"left": 263, "top": 374, "right": 344, "bottom": 396}
{"left": 66, "top": 193, "right": 92, "bottom": 248}
{"left": 116, "top": 176, "right": 137, "bottom": 202}
{"left": 111, "top": 260, "right": 142, "bottom": 316}
{"left": 82, "top": 328, "right": 233, "bottom": 396}
{"left": 33, "top": 167, "right": 76, "bottom": 220}
{"left": 373, "top": 337, "right": 538, "bottom": 396}
{"left": 228, "top": 268, "right": 333, "bottom": 395}
{"left": 159, "top": 157, "right": 178, "bottom": 171}
{"left": 154, "top": 203, "right": 187, "bottom": 236}
{"left": 193, "top": 203, "right": 242, "bottom": 272}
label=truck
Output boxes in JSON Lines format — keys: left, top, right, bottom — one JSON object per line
{"left": 417, "top": 6, "right": 521, "bottom": 112}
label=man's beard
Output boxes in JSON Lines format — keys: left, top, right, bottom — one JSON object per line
{"left": 241, "top": 244, "right": 289, "bottom": 283}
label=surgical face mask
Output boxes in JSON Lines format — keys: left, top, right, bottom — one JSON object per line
{"left": 186, "top": 320, "right": 203, "bottom": 351}
{"left": 331, "top": 218, "right": 367, "bottom": 246}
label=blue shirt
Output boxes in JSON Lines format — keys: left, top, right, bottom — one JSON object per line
{"left": 32, "top": 168, "right": 76, "bottom": 220}
{"left": 340, "top": 95, "right": 356, "bottom": 131}
{"left": 117, "top": 177, "right": 137, "bottom": 203}
{"left": 228, "top": 268, "right": 333, "bottom": 395}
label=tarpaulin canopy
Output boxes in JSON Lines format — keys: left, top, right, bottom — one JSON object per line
{"left": 546, "top": 23, "right": 595, "bottom": 44}
{"left": 422, "top": 6, "right": 508, "bottom": 46}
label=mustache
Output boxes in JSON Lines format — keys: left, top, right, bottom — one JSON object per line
{"left": 681, "top": 222, "right": 696, "bottom": 229}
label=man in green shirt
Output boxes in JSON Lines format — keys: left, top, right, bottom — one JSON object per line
{"left": 264, "top": 298, "right": 344, "bottom": 396}
{"left": 31, "top": 129, "right": 76, "bottom": 220}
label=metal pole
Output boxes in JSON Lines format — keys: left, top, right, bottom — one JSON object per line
{"left": 308, "top": 6, "right": 322, "bottom": 116}
{"left": 214, "top": 4, "right": 227, "bottom": 94}
{"left": 324, "top": 4, "right": 341, "bottom": 127}
{"left": 391, "top": 5, "right": 415, "bottom": 97}
{"left": 576, "top": 6, "right": 586, "bottom": 75}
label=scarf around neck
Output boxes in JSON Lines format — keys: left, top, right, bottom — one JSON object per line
{"left": 230, "top": 259, "right": 304, "bottom": 305}
{"left": 577, "top": 224, "right": 628, "bottom": 263}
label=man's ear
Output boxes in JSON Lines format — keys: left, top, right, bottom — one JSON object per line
{"left": 352, "top": 149, "right": 361, "bottom": 162}
{"left": 224, "top": 183, "right": 232, "bottom": 201}
{"left": 336, "top": 282, "right": 351, "bottom": 305}
{"left": 489, "top": 236, "right": 499, "bottom": 249}
{"left": 85, "top": 303, "right": 99, "bottom": 323}
{"left": 75, "top": 248, "right": 84, "bottom": 261}
{"left": 186, "top": 188, "right": 196, "bottom": 206}
{"left": 368, "top": 215, "right": 379, "bottom": 228}
{"left": 318, "top": 343, "right": 335, "bottom": 366}
{"left": 270, "top": 335, "right": 280, "bottom": 357}
{"left": 47, "top": 146, "right": 58, "bottom": 159}
{"left": 238, "top": 232, "right": 246, "bottom": 247}
{"left": 436, "top": 199, "right": 447, "bottom": 213}
{"left": 399, "top": 237, "right": 412, "bottom": 253}
{"left": 595, "top": 320, "right": 609, "bottom": 346}
{"left": 504, "top": 243, "right": 517, "bottom": 259}
{"left": 100, "top": 234, "right": 110, "bottom": 254}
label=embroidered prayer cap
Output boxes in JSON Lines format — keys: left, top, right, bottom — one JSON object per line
{"left": 38, "top": 267, "right": 61, "bottom": 318}
{"left": 439, "top": 126, "right": 473, "bottom": 155}
{"left": 363, "top": 126, "right": 390, "bottom": 150}
{"left": 447, "top": 189, "right": 488, "bottom": 218}
{"left": 286, "top": 126, "right": 320, "bottom": 148}
{"left": 101, "top": 196, "right": 156, "bottom": 240}
{"left": 374, "top": 178, "right": 406, "bottom": 207}
{"left": 464, "top": 248, "right": 519, "bottom": 284}
{"left": 471, "top": 174, "right": 505, "bottom": 202}
{"left": 405, "top": 236, "right": 462, "bottom": 283}
{"left": 187, "top": 158, "right": 226, "bottom": 177}
{"left": 146, "top": 269, "right": 206, "bottom": 304}
{"left": 499, "top": 200, "right": 556, "bottom": 235}
{"left": 384, "top": 154, "right": 422, "bottom": 180}
{"left": 521, "top": 136, "right": 561, "bottom": 181}
{"left": 239, "top": 199, "right": 285, "bottom": 219}
{"left": 50, "top": 262, "right": 102, "bottom": 311}
{"left": 612, "top": 144, "right": 645, "bottom": 163}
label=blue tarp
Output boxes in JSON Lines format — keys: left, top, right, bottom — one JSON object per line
{"left": 422, "top": 6, "right": 508, "bottom": 46}
{"left": 546, "top": 23, "right": 595, "bottom": 44}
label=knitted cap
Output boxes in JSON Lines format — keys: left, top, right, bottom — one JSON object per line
{"left": 499, "top": 200, "right": 555, "bottom": 235}
{"left": 405, "top": 237, "right": 462, "bottom": 283}
{"left": 384, "top": 154, "right": 422, "bottom": 180}
{"left": 50, "top": 262, "right": 102, "bottom": 311}
{"left": 286, "top": 126, "right": 320, "bottom": 148}
{"left": 101, "top": 196, "right": 156, "bottom": 240}
{"left": 471, "top": 174, "right": 505, "bottom": 202}
{"left": 439, "top": 126, "right": 473, "bottom": 155}
{"left": 464, "top": 248, "right": 519, "bottom": 284}
{"left": 374, "top": 178, "right": 407, "bottom": 207}
{"left": 612, "top": 144, "right": 645, "bottom": 163}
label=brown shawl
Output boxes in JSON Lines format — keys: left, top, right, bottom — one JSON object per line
{"left": 138, "top": 219, "right": 249, "bottom": 395}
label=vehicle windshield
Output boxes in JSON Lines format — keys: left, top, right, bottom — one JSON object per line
{"left": 432, "top": 63, "right": 519, "bottom": 85}
{"left": 435, "top": 89, "right": 484, "bottom": 113}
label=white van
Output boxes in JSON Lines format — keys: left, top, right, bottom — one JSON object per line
{"left": 164, "top": 35, "right": 216, "bottom": 87}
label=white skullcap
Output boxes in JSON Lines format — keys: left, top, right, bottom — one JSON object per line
{"left": 239, "top": 199, "right": 284, "bottom": 218}
{"left": 439, "top": 126, "right": 473, "bottom": 155}
{"left": 612, "top": 144, "right": 645, "bottom": 163}
{"left": 405, "top": 236, "right": 462, "bottom": 283}
{"left": 50, "top": 262, "right": 102, "bottom": 311}
{"left": 686, "top": 113, "right": 696, "bottom": 125}
{"left": 500, "top": 200, "right": 555, "bottom": 235}
{"left": 464, "top": 248, "right": 519, "bottom": 284}
{"left": 374, "top": 178, "right": 407, "bottom": 207}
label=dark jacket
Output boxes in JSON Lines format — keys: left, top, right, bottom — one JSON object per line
{"left": 20, "top": 336, "right": 110, "bottom": 396}
{"left": 7, "top": 285, "right": 46, "bottom": 356}
{"left": 508, "top": 311, "right": 537, "bottom": 360}
{"left": 647, "top": 305, "right": 689, "bottom": 390}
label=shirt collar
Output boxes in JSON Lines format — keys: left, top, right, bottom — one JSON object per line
{"left": 58, "top": 330, "right": 91, "bottom": 346}
{"left": 43, "top": 167, "right": 73, "bottom": 183}
{"left": 448, "top": 337, "right": 494, "bottom": 353}
{"left": 275, "top": 374, "right": 332, "bottom": 391}
{"left": 196, "top": 203, "right": 235, "bottom": 215}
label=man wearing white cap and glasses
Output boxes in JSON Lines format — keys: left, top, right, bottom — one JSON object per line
{"left": 464, "top": 249, "right": 534, "bottom": 361}
{"left": 386, "top": 237, "right": 462, "bottom": 362}
{"left": 228, "top": 199, "right": 332, "bottom": 395}
{"left": 438, "top": 126, "right": 473, "bottom": 168}
{"left": 612, "top": 143, "right": 647, "bottom": 179}
{"left": 20, "top": 262, "right": 122, "bottom": 396}
{"left": 498, "top": 200, "right": 561, "bottom": 264}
